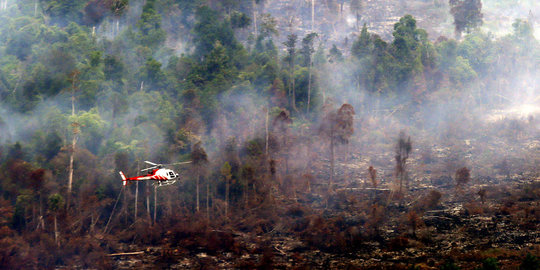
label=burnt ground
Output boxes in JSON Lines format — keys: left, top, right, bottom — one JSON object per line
{"left": 107, "top": 179, "right": 539, "bottom": 269}
{"left": 106, "top": 118, "right": 540, "bottom": 269}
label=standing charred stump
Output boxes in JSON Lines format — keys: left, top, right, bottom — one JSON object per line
{"left": 395, "top": 131, "right": 412, "bottom": 196}
{"left": 191, "top": 141, "right": 208, "bottom": 216}
{"left": 272, "top": 110, "right": 293, "bottom": 176}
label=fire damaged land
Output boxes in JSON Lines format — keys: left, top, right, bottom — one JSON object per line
{"left": 101, "top": 115, "right": 539, "bottom": 270}
{"left": 1, "top": 0, "right": 540, "bottom": 269}
{"left": 1, "top": 102, "right": 539, "bottom": 269}
{"left": 1, "top": 105, "right": 538, "bottom": 269}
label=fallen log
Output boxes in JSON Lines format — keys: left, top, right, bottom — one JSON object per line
{"left": 107, "top": 251, "right": 145, "bottom": 256}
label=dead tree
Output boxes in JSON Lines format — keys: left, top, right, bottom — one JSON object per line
{"left": 477, "top": 189, "right": 486, "bottom": 204}
{"left": 191, "top": 142, "right": 208, "bottom": 214}
{"left": 272, "top": 110, "right": 292, "bottom": 175}
{"left": 67, "top": 70, "right": 80, "bottom": 210}
{"left": 319, "top": 103, "right": 355, "bottom": 186}
{"left": 336, "top": 104, "right": 355, "bottom": 161}
{"left": 455, "top": 167, "right": 470, "bottom": 190}
{"left": 221, "top": 162, "right": 232, "bottom": 217}
{"left": 407, "top": 211, "right": 423, "bottom": 238}
{"left": 368, "top": 166, "right": 377, "bottom": 188}
{"left": 395, "top": 131, "right": 412, "bottom": 195}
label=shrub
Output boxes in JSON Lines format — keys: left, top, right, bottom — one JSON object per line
{"left": 520, "top": 253, "right": 539, "bottom": 270}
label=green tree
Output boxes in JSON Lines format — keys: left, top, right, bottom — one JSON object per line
{"left": 301, "top": 33, "right": 318, "bottom": 113}
{"left": 104, "top": 55, "right": 125, "bottom": 82}
{"left": 136, "top": 0, "right": 166, "bottom": 50}
{"left": 6, "top": 28, "right": 35, "bottom": 60}
{"left": 328, "top": 44, "right": 343, "bottom": 63}
{"left": 48, "top": 193, "right": 64, "bottom": 245}
{"left": 520, "top": 253, "right": 539, "bottom": 270}
{"left": 284, "top": 34, "right": 298, "bottom": 111}
{"left": 140, "top": 58, "right": 166, "bottom": 89}
{"left": 352, "top": 24, "right": 372, "bottom": 59}
{"left": 193, "top": 6, "right": 240, "bottom": 60}
{"left": 477, "top": 258, "right": 499, "bottom": 270}
{"left": 41, "top": 0, "right": 87, "bottom": 25}
{"left": 230, "top": 11, "right": 251, "bottom": 29}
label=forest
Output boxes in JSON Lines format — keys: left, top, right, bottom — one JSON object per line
{"left": 0, "top": 0, "right": 538, "bottom": 269}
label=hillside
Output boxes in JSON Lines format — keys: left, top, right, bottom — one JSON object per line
{"left": 0, "top": 0, "right": 538, "bottom": 269}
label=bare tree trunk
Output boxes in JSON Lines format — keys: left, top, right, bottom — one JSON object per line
{"left": 252, "top": 0, "right": 258, "bottom": 36}
{"left": 153, "top": 186, "right": 157, "bottom": 224}
{"left": 196, "top": 173, "right": 200, "bottom": 212}
{"left": 134, "top": 182, "right": 138, "bottom": 221}
{"left": 330, "top": 136, "right": 335, "bottom": 186}
{"left": 67, "top": 136, "right": 75, "bottom": 209}
{"left": 225, "top": 179, "right": 229, "bottom": 216}
{"left": 399, "top": 172, "right": 403, "bottom": 195}
{"left": 146, "top": 182, "right": 151, "bottom": 224}
{"left": 67, "top": 73, "right": 78, "bottom": 210}
{"left": 124, "top": 183, "right": 128, "bottom": 224}
{"left": 311, "top": 0, "right": 315, "bottom": 32}
{"left": 292, "top": 70, "right": 297, "bottom": 112}
{"left": 54, "top": 214, "right": 58, "bottom": 246}
{"left": 206, "top": 179, "right": 210, "bottom": 221}
{"left": 307, "top": 59, "right": 313, "bottom": 113}
{"left": 38, "top": 194, "right": 44, "bottom": 230}
{"left": 265, "top": 107, "right": 269, "bottom": 155}
{"left": 245, "top": 182, "right": 248, "bottom": 209}
{"left": 356, "top": 12, "right": 360, "bottom": 31}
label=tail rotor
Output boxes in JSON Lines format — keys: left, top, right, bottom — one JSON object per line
{"left": 119, "top": 171, "right": 127, "bottom": 186}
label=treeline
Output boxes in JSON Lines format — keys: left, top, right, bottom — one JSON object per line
{"left": 0, "top": 0, "right": 538, "bottom": 268}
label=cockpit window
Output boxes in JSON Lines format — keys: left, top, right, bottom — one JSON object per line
{"left": 169, "top": 172, "right": 174, "bottom": 177}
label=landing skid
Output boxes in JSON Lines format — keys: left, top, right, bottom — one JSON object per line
{"left": 153, "top": 180, "right": 176, "bottom": 187}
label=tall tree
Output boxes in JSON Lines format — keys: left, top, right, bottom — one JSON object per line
{"left": 66, "top": 70, "right": 80, "bottom": 210}
{"left": 301, "top": 33, "right": 318, "bottom": 114}
{"left": 283, "top": 34, "right": 298, "bottom": 111}
{"left": 272, "top": 110, "right": 293, "bottom": 175}
{"left": 48, "top": 193, "right": 64, "bottom": 246}
{"left": 319, "top": 104, "right": 355, "bottom": 185}
{"left": 350, "top": 0, "right": 363, "bottom": 31}
{"left": 191, "top": 142, "right": 208, "bottom": 214}
{"left": 395, "top": 131, "right": 412, "bottom": 194}
{"left": 136, "top": 0, "right": 166, "bottom": 50}
{"left": 311, "top": 0, "right": 315, "bottom": 32}
{"left": 220, "top": 162, "right": 232, "bottom": 216}
{"left": 449, "top": 0, "right": 483, "bottom": 38}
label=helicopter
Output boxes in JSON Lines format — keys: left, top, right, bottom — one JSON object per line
{"left": 119, "top": 160, "right": 191, "bottom": 187}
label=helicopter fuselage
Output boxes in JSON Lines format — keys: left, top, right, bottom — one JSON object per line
{"left": 119, "top": 168, "right": 179, "bottom": 186}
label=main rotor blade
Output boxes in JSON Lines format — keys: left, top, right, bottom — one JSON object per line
{"left": 144, "top": 161, "right": 158, "bottom": 166}
{"left": 166, "top": 161, "right": 192, "bottom": 166}
{"left": 141, "top": 166, "right": 158, "bottom": 172}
